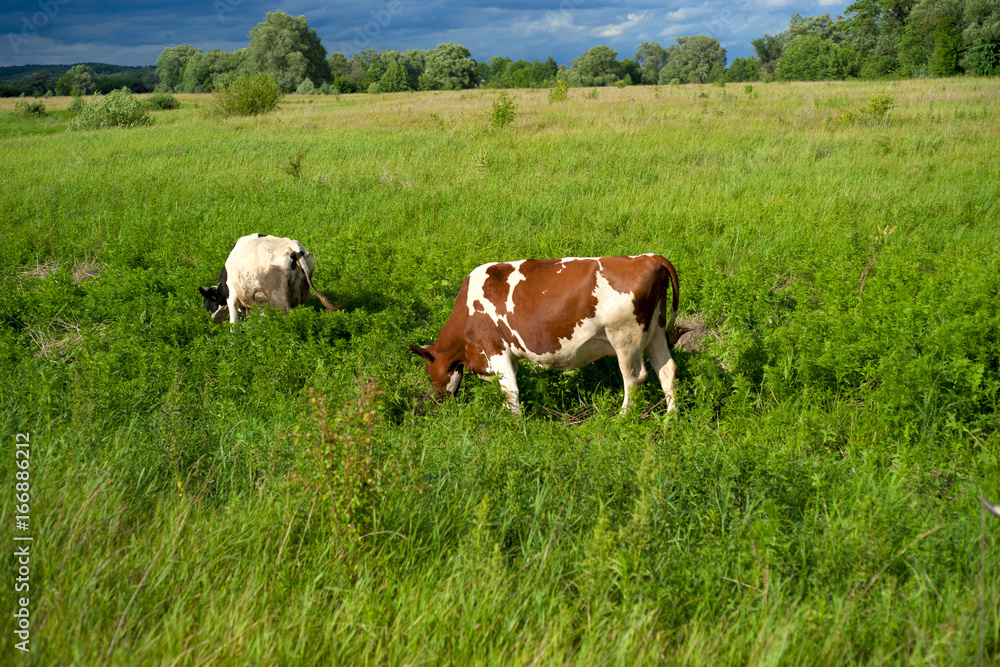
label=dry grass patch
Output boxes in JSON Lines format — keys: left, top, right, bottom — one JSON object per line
{"left": 674, "top": 313, "right": 712, "bottom": 353}
{"left": 27, "top": 317, "right": 104, "bottom": 362}
{"left": 20, "top": 256, "right": 107, "bottom": 283}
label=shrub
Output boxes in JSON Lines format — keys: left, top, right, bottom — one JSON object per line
{"left": 70, "top": 88, "right": 152, "bottom": 130}
{"left": 865, "top": 91, "right": 896, "bottom": 117}
{"left": 68, "top": 96, "right": 85, "bottom": 113}
{"left": 548, "top": 79, "right": 568, "bottom": 102}
{"left": 210, "top": 73, "right": 283, "bottom": 117}
{"left": 296, "top": 78, "right": 315, "bottom": 95}
{"left": 488, "top": 91, "right": 519, "bottom": 128}
{"left": 144, "top": 92, "right": 180, "bottom": 110}
{"left": 14, "top": 100, "right": 47, "bottom": 117}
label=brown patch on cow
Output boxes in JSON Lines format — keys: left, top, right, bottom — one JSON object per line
{"left": 254, "top": 262, "right": 308, "bottom": 311}
{"left": 473, "top": 300, "right": 486, "bottom": 313}
{"left": 506, "top": 259, "right": 600, "bottom": 355}
{"left": 462, "top": 311, "right": 508, "bottom": 375}
{"left": 600, "top": 255, "right": 676, "bottom": 330}
{"left": 483, "top": 263, "right": 514, "bottom": 315}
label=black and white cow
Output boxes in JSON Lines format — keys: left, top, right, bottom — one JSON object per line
{"left": 199, "top": 234, "right": 337, "bottom": 324}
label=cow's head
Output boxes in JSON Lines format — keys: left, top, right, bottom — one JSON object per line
{"left": 409, "top": 343, "right": 463, "bottom": 400}
{"left": 198, "top": 285, "right": 229, "bottom": 323}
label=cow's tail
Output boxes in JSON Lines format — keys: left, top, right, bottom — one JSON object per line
{"left": 656, "top": 256, "right": 681, "bottom": 348}
{"left": 291, "top": 251, "right": 339, "bottom": 312}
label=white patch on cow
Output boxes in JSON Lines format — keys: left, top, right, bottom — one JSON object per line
{"left": 445, "top": 370, "right": 462, "bottom": 395}
{"left": 504, "top": 260, "right": 526, "bottom": 315}
{"left": 517, "top": 270, "right": 636, "bottom": 370}
{"left": 466, "top": 260, "right": 530, "bottom": 351}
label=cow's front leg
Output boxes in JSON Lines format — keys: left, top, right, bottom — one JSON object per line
{"left": 227, "top": 294, "right": 241, "bottom": 324}
{"left": 487, "top": 354, "right": 520, "bottom": 414}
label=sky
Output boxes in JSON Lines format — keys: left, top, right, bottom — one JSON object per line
{"left": 1, "top": 0, "right": 853, "bottom": 68}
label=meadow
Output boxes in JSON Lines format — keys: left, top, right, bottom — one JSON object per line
{"left": 2, "top": 78, "right": 999, "bottom": 664}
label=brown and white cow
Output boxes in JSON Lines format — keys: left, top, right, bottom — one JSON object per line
{"left": 409, "top": 254, "right": 682, "bottom": 414}
{"left": 199, "top": 234, "right": 337, "bottom": 324}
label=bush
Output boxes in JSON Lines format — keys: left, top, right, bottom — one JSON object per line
{"left": 144, "top": 92, "right": 180, "bottom": 110}
{"left": 70, "top": 88, "right": 152, "bottom": 130}
{"left": 296, "top": 78, "right": 315, "bottom": 95}
{"left": 210, "top": 73, "right": 283, "bottom": 117}
{"left": 488, "top": 91, "right": 519, "bottom": 128}
{"left": 865, "top": 91, "right": 896, "bottom": 117}
{"left": 14, "top": 100, "right": 47, "bottom": 117}
{"left": 548, "top": 79, "right": 569, "bottom": 102}
{"left": 68, "top": 96, "right": 85, "bottom": 113}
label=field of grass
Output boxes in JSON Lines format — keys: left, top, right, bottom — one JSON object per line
{"left": 2, "top": 79, "right": 1000, "bottom": 664}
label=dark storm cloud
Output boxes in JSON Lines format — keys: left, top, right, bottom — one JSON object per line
{"left": 1, "top": 0, "right": 851, "bottom": 68}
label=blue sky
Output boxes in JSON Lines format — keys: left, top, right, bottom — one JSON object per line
{"left": 1, "top": 0, "right": 852, "bottom": 68}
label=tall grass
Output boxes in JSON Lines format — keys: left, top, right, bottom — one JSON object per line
{"left": 1, "top": 78, "right": 999, "bottom": 664}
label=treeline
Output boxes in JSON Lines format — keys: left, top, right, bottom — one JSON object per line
{"left": 0, "top": 63, "right": 157, "bottom": 97}
{"left": 742, "top": 0, "right": 1000, "bottom": 82}
{"left": 3, "top": 0, "right": 997, "bottom": 98}
{"left": 146, "top": 3, "right": 1000, "bottom": 92}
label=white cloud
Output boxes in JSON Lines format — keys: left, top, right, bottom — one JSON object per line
{"left": 597, "top": 12, "right": 648, "bottom": 37}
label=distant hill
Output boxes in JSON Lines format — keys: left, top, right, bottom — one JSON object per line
{"left": 0, "top": 63, "right": 155, "bottom": 84}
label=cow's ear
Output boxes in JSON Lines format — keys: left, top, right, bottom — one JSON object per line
{"left": 409, "top": 343, "right": 435, "bottom": 362}
{"left": 199, "top": 286, "right": 212, "bottom": 297}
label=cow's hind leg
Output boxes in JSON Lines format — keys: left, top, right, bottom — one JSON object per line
{"left": 645, "top": 330, "right": 677, "bottom": 412}
{"left": 608, "top": 330, "right": 647, "bottom": 414}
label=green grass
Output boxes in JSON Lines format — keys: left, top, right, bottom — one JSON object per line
{"left": 2, "top": 79, "right": 999, "bottom": 664}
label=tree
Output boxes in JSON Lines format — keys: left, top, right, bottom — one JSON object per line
{"left": 726, "top": 56, "right": 760, "bottom": 82}
{"left": 930, "top": 15, "right": 965, "bottom": 74}
{"left": 381, "top": 49, "right": 425, "bottom": 89}
{"left": 789, "top": 12, "right": 848, "bottom": 42}
{"left": 899, "top": 0, "right": 963, "bottom": 74}
{"left": 156, "top": 44, "right": 200, "bottom": 92}
{"left": 778, "top": 35, "right": 844, "bottom": 80}
{"left": 55, "top": 64, "right": 97, "bottom": 95}
{"left": 245, "top": 11, "right": 330, "bottom": 91}
{"left": 19, "top": 70, "right": 54, "bottom": 96}
{"left": 844, "top": 0, "right": 920, "bottom": 75}
{"left": 570, "top": 46, "right": 622, "bottom": 86}
{"left": 620, "top": 58, "right": 641, "bottom": 84}
{"left": 658, "top": 36, "right": 727, "bottom": 84}
{"left": 351, "top": 49, "right": 384, "bottom": 90}
{"left": 961, "top": 0, "right": 1000, "bottom": 74}
{"left": 751, "top": 33, "right": 789, "bottom": 77}
{"left": 420, "top": 43, "right": 477, "bottom": 90}
{"left": 328, "top": 52, "right": 351, "bottom": 79}
{"left": 376, "top": 61, "right": 413, "bottom": 92}
{"left": 635, "top": 42, "right": 669, "bottom": 84}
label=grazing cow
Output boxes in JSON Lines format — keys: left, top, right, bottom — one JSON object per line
{"left": 199, "top": 234, "right": 337, "bottom": 324}
{"left": 409, "top": 254, "right": 682, "bottom": 414}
